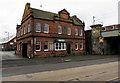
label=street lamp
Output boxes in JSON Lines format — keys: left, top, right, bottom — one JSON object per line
{"left": 5, "top": 32, "right": 9, "bottom": 41}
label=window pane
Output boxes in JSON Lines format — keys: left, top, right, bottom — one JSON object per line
{"left": 80, "top": 42, "right": 83, "bottom": 50}
{"left": 75, "top": 28, "right": 78, "bottom": 35}
{"left": 59, "top": 43, "right": 61, "bottom": 49}
{"left": 56, "top": 43, "right": 58, "bottom": 49}
{"left": 36, "top": 41, "right": 40, "bottom": 50}
{"left": 28, "top": 23, "right": 30, "bottom": 32}
{"left": 62, "top": 43, "right": 64, "bottom": 49}
{"left": 75, "top": 43, "right": 78, "bottom": 50}
{"left": 58, "top": 25, "right": 62, "bottom": 34}
{"left": 24, "top": 25, "right": 26, "bottom": 34}
{"left": 80, "top": 29, "right": 83, "bottom": 36}
{"left": 44, "top": 42, "right": 48, "bottom": 50}
{"left": 44, "top": 23, "right": 49, "bottom": 33}
{"left": 36, "top": 22, "right": 41, "bottom": 32}
{"left": 67, "top": 27, "right": 71, "bottom": 35}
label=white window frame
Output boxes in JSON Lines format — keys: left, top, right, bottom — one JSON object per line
{"left": 49, "top": 42, "right": 54, "bottom": 51}
{"left": 67, "top": 27, "right": 71, "bottom": 35}
{"left": 58, "top": 25, "right": 62, "bottom": 34}
{"left": 75, "top": 28, "right": 78, "bottom": 36}
{"left": 44, "top": 41, "right": 48, "bottom": 51}
{"left": 55, "top": 42, "right": 66, "bottom": 51}
{"left": 80, "top": 29, "right": 83, "bottom": 36}
{"left": 44, "top": 23, "right": 49, "bottom": 33}
{"left": 36, "top": 22, "right": 41, "bottom": 32}
{"left": 75, "top": 43, "right": 78, "bottom": 50}
{"left": 36, "top": 41, "right": 41, "bottom": 51}
{"left": 80, "top": 42, "right": 83, "bottom": 50}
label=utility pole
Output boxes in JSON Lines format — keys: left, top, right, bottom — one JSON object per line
{"left": 93, "top": 16, "right": 95, "bottom": 25}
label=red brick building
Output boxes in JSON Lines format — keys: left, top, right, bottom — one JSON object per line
{"left": 16, "top": 3, "right": 86, "bottom": 58}
{"left": 0, "top": 36, "right": 16, "bottom": 51}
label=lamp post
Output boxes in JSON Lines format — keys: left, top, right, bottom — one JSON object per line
{"left": 5, "top": 32, "right": 9, "bottom": 41}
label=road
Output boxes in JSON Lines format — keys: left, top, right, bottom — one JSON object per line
{"left": 2, "top": 59, "right": 118, "bottom": 81}
{"left": 2, "top": 58, "right": 119, "bottom": 81}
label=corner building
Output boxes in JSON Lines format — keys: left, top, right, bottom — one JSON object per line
{"left": 16, "top": 3, "right": 86, "bottom": 58}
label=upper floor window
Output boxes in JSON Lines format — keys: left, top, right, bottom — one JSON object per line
{"left": 75, "top": 28, "right": 78, "bottom": 36}
{"left": 28, "top": 23, "right": 30, "bottom": 32}
{"left": 80, "top": 42, "right": 83, "bottom": 50}
{"left": 44, "top": 23, "right": 49, "bottom": 33}
{"left": 24, "top": 25, "right": 26, "bottom": 34}
{"left": 67, "top": 27, "right": 71, "bottom": 35}
{"left": 36, "top": 41, "right": 41, "bottom": 51}
{"left": 18, "top": 30, "right": 20, "bottom": 37}
{"left": 44, "top": 41, "right": 48, "bottom": 51}
{"left": 36, "top": 22, "right": 41, "bottom": 32}
{"left": 21, "top": 28, "right": 23, "bottom": 36}
{"left": 17, "top": 30, "right": 20, "bottom": 37}
{"left": 58, "top": 25, "right": 62, "bottom": 34}
{"left": 80, "top": 29, "right": 83, "bottom": 36}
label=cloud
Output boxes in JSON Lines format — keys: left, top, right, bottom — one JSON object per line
{"left": 0, "top": 0, "right": 119, "bottom": 38}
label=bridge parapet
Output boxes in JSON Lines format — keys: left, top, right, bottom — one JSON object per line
{"left": 101, "top": 30, "right": 120, "bottom": 37}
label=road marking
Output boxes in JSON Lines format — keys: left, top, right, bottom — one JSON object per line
{"left": 105, "top": 77, "right": 120, "bottom": 81}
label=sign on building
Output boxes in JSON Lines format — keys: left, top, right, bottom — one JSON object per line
{"left": 99, "top": 37, "right": 104, "bottom": 43}
{"left": 118, "top": 32, "right": 120, "bottom": 36}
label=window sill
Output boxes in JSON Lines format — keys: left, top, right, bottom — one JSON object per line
{"left": 75, "top": 49, "right": 78, "bottom": 50}
{"left": 80, "top": 48, "right": 83, "bottom": 50}
{"left": 36, "top": 31, "right": 41, "bottom": 32}
{"left": 67, "top": 34, "right": 71, "bottom": 35}
{"left": 58, "top": 33, "right": 62, "bottom": 34}
{"left": 75, "top": 34, "right": 78, "bottom": 36}
{"left": 55, "top": 49, "right": 66, "bottom": 51}
{"left": 36, "top": 50, "right": 41, "bottom": 51}
{"left": 44, "top": 49, "right": 48, "bottom": 51}
{"left": 44, "top": 32, "right": 49, "bottom": 33}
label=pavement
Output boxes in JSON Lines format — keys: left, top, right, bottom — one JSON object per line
{"left": 1, "top": 51, "right": 119, "bottom": 68}
{"left": 1, "top": 51, "right": 119, "bottom": 82}
{"left": 3, "top": 58, "right": 118, "bottom": 77}
{"left": 2, "top": 61, "right": 118, "bottom": 81}
{"left": 0, "top": 51, "right": 23, "bottom": 60}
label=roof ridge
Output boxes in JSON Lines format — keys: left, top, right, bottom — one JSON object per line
{"left": 31, "top": 7, "right": 57, "bottom": 15}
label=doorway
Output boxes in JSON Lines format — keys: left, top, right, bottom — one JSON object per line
{"left": 67, "top": 44, "right": 71, "bottom": 54}
{"left": 22, "top": 43, "right": 27, "bottom": 57}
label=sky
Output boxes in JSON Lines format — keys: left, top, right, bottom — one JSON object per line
{"left": 0, "top": 0, "right": 119, "bottom": 39}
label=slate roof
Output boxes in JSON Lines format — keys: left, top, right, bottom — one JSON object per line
{"left": 30, "top": 8, "right": 84, "bottom": 26}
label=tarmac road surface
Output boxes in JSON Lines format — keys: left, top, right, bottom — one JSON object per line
{"left": 2, "top": 61, "right": 118, "bottom": 81}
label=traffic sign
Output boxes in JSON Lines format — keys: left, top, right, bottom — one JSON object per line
{"left": 99, "top": 37, "right": 104, "bottom": 43}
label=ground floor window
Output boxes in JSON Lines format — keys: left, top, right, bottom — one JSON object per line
{"left": 75, "top": 43, "right": 78, "bottom": 50}
{"left": 36, "top": 41, "right": 41, "bottom": 51}
{"left": 80, "top": 42, "right": 83, "bottom": 50}
{"left": 49, "top": 42, "right": 54, "bottom": 51}
{"left": 44, "top": 41, "right": 48, "bottom": 51}
{"left": 55, "top": 42, "right": 66, "bottom": 51}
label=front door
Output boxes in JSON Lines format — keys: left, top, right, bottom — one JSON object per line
{"left": 22, "top": 43, "right": 27, "bottom": 57}
{"left": 67, "top": 44, "right": 71, "bottom": 54}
